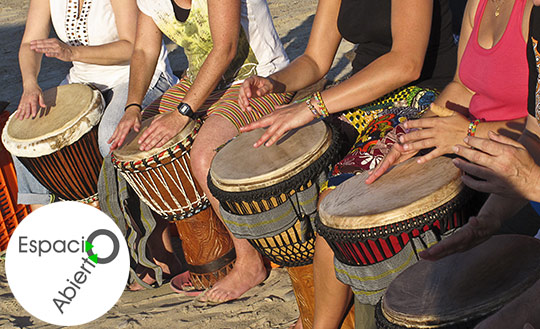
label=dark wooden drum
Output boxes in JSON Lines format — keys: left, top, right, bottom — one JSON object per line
{"left": 2, "top": 84, "right": 104, "bottom": 202}
{"left": 376, "top": 235, "right": 540, "bottom": 329}
{"left": 112, "top": 118, "right": 235, "bottom": 290}
{"left": 318, "top": 157, "right": 476, "bottom": 305}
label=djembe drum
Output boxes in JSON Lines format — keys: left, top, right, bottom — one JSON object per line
{"left": 318, "top": 156, "right": 476, "bottom": 307}
{"left": 376, "top": 235, "right": 540, "bottom": 328}
{"left": 208, "top": 120, "right": 354, "bottom": 328}
{"left": 112, "top": 118, "right": 235, "bottom": 290}
{"left": 2, "top": 84, "right": 104, "bottom": 202}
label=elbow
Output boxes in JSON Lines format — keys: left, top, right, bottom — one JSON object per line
{"left": 400, "top": 58, "right": 423, "bottom": 84}
{"left": 214, "top": 40, "right": 239, "bottom": 65}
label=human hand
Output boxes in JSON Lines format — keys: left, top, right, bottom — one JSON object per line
{"left": 108, "top": 107, "right": 142, "bottom": 150}
{"left": 365, "top": 142, "right": 417, "bottom": 184}
{"left": 137, "top": 111, "right": 188, "bottom": 151}
{"left": 15, "top": 83, "right": 46, "bottom": 120}
{"left": 239, "top": 101, "right": 314, "bottom": 147}
{"left": 452, "top": 131, "right": 540, "bottom": 200}
{"left": 30, "top": 38, "right": 73, "bottom": 62}
{"left": 400, "top": 111, "right": 470, "bottom": 164}
{"left": 238, "top": 76, "right": 274, "bottom": 111}
{"left": 419, "top": 214, "right": 502, "bottom": 261}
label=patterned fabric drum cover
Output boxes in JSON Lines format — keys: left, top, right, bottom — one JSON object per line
{"left": 376, "top": 235, "right": 540, "bottom": 329}
{"left": 112, "top": 118, "right": 235, "bottom": 290}
{"left": 318, "top": 156, "right": 475, "bottom": 305}
{"left": 2, "top": 84, "right": 104, "bottom": 202}
{"left": 208, "top": 119, "right": 344, "bottom": 328}
{"left": 208, "top": 119, "right": 341, "bottom": 267}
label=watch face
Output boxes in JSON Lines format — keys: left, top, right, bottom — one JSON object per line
{"left": 178, "top": 103, "right": 193, "bottom": 116}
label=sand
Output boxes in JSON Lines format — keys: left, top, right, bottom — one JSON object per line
{"left": 0, "top": 0, "right": 353, "bottom": 328}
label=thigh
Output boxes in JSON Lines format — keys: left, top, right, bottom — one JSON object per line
{"left": 191, "top": 114, "right": 239, "bottom": 163}
{"left": 98, "top": 82, "right": 130, "bottom": 156}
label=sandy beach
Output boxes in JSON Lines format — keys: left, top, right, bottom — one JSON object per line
{"left": 0, "top": 0, "right": 353, "bottom": 328}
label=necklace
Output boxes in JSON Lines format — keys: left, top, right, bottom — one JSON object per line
{"left": 492, "top": 0, "right": 505, "bottom": 17}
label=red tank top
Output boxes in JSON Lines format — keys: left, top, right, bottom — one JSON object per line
{"left": 459, "top": 0, "right": 528, "bottom": 121}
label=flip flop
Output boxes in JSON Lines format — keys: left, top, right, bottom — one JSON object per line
{"left": 170, "top": 271, "right": 203, "bottom": 297}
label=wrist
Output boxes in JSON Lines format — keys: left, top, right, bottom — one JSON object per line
{"left": 69, "top": 45, "right": 79, "bottom": 61}
{"left": 124, "top": 103, "right": 143, "bottom": 112}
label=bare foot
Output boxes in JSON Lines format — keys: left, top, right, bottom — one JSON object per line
{"left": 201, "top": 253, "right": 268, "bottom": 303}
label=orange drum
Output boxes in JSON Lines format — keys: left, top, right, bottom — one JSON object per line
{"left": 2, "top": 84, "right": 104, "bottom": 202}
{"left": 376, "top": 235, "right": 540, "bottom": 328}
{"left": 112, "top": 118, "right": 235, "bottom": 290}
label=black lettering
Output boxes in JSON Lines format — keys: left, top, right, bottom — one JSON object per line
{"left": 19, "top": 236, "right": 28, "bottom": 253}
{"left": 58, "top": 286, "right": 77, "bottom": 301}
{"left": 68, "top": 240, "right": 79, "bottom": 253}
{"left": 53, "top": 298, "right": 69, "bottom": 314}
{"left": 73, "top": 271, "right": 87, "bottom": 284}
{"left": 53, "top": 240, "right": 66, "bottom": 253}
{"left": 80, "top": 257, "right": 96, "bottom": 274}
{"left": 38, "top": 240, "right": 51, "bottom": 257}
{"left": 29, "top": 239, "right": 36, "bottom": 253}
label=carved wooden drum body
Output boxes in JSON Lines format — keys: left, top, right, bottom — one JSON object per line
{"left": 2, "top": 84, "right": 104, "bottom": 202}
{"left": 112, "top": 118, "right": 235, "bottom": 290}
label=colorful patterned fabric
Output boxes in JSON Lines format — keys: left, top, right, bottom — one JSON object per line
{"left": 142, "top": 77, "right": 293, "bottom": 130}
{"left": 321, "top": 86, "right": 436, "bottom": 192}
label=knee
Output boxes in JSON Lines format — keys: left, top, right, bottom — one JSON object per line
{"left": 189, "top": 146, "right": 214, "bottom": 187}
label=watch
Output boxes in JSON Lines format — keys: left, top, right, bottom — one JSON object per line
{"left": 177, "top": 102, "right": 195, "bottom": 118}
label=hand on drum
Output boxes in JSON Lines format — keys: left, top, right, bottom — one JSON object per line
{"left": 15, "top": 83, "right": 46, "bottom": 120}
{"left": 452, "top": 131, "right": 540, "bottom": 201}
{"left": 109, "top": 107, "right": 142, "bottom": 150}
{"left": 137, "top": 111, "right": 188, "bottom": 151}
{"left": 238, "top": 76, "right": 275, "bottom": 111}
{"left": 419, "top": 214, "right": 502, "bottom": 261}
{"left": 398, "top": 111, "right": 470, "bottom": 164}
{"left": 365, "top": 142, "right": 417, "bottom": 184}
{"left": 30, "top": 38, "right": 73, "bottom": 62}
{"left": 239, "top": 101, "right": 314, "bottom": 147}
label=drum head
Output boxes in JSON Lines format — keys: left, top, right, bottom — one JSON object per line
{"left": 319, "top": 156, "right": 462, "bottom": 230}
{"left": 112, "top": 118, "right": 197, "bottom": 162}
{"left": 210, "top": 120, "right": 331, "bottom": 191}
{"left": 2, "top": 84, "right": 103, "bottom": 157}
{"left": 382, "top": 235, "right": 540, "bottom": 327}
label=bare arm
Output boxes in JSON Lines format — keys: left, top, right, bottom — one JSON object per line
{"left": 181, "top": 0, "right": 241, "bottom": 111}
{"left": 30, "top": 0, "right": 137, "bottom": 65}
{"left": 107, "top": 10, "right": 162, "bottom": 151}
{"left": 240, "top": 0, "right": 436, "bottom": 147}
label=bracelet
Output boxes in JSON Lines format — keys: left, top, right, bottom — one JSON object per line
{"left": 124, "top": 103, "right": 142, "bottom": 112}
{"left": 313, "top": 91, "right": 330, "bottom": 117}
{"left": 467, "top": 119, "right": 480, "bottom": 136}
{"left": 305, "top": 98, "right": 321, "bottom": 119}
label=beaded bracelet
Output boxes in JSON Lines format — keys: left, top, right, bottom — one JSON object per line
{"left": 124, "top": 103, "right": 143, "bottom": 112}
{"left": 467, "top": 119, "right": 480, "bottom": 137}
{"left": 305, "top": 98, "right": 321, "bottom": 119}
{"left": 313, "top": 91, "right": 330, "bottom": 117}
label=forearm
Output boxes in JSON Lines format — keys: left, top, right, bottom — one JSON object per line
{"left": 182, "top": 48, "right": 234, "bottom": 111}
{"left": 268, "top": 54, "right": 330, "bottom": 93}
{"left": 126, "top": 47, "right": 160, "bottom": 106}
{"left": 434, "top": 80, "right": 474, "bottom": 111}
{"left": 19, "top": 44, "right": 43, "bottom": 88}
{"left": 70, "top": 40, "right": 133, "bottom": 65}
{"left": 319, "top": 50, "right": 424, "bottom": 114}
{"left": 478, "top": 193, "right": 529, "bottom": 226}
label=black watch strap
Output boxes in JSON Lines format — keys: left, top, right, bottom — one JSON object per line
{"left": 177, "top": 102, "right": 195, "bottom": 118}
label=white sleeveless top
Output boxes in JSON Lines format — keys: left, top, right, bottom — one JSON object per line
{"left": 50, "top": 0, "right": 171, "bottom": 91}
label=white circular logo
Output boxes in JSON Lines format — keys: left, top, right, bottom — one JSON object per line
{"left": 5, "top": 202, "right": 130, "bottom": 326}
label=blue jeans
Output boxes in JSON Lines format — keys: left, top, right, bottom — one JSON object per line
{"left": 13, "top": 72, "right": 177, "bottom": 205}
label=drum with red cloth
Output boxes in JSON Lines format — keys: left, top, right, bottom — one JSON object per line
{"left": 318, "top": 156, "right": 476, "bottom": 305}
